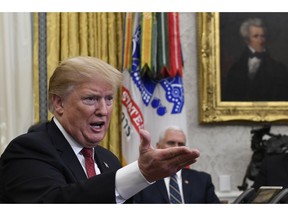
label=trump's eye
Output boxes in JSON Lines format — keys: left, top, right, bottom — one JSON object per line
{"left": 82, "top": 95, "right": 114, "bottom": 106}
{"left": 105, "top": 96, "right": 113, "bottom": 106}
{"left": 82, "top": 96, "right": 99, "bottom": 105}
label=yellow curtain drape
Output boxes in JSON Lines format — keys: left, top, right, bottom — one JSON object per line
{"left": 33, "top": 13, "right": 40, "bottom": 122}
{"left": 33, "top": 12, "right": 124, "bottom": 161}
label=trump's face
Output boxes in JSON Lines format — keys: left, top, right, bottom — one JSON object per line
{"left": 54, "top": 78, "right": 114, "bottom": 148}
{"left": 247, "top": 26, "right": 266, "bottom": 52}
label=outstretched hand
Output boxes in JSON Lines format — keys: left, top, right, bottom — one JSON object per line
{"left": 138, "top": 129, "right": 200, "bottom": 182}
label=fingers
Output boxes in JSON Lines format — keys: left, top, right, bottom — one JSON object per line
{"left": 165, "top": 147, "right": 200, "bottom": 168}
{"left": 165, "top": 146, "right": 200, "bottom": 160}
{"left": 139, "top": 129, "right": 151, "bottom": 150}
{"left": 138, "top": 130, "right": 200, "bottom": 182}
{"left": 177, "top": 153, "right": 199, "bottom": 168}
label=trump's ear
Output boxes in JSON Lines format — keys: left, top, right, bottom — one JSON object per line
{"left": 51, "top": 94, "right": 64, "bottom": 116}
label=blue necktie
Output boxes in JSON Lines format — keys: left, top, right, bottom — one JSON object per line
{"left": 169, "top": 174, "right": 182, "bottom": 203}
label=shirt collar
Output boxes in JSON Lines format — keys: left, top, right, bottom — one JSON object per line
{"left": 175, "top": 169, "right": 182, "bottom": 178}
{"left": 53, "top": 118, "right": 87, "bottom": 155}
{"left": 165, "top": 169, "right": 182, "bottom": 180}
{"left": 248, "top": 46, "right": 266, "bottom": 54}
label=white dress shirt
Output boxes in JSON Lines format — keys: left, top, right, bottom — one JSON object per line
{"left": 164, "top": 170, "right": 184, "bottom": 203}
{"left": 248, "top": 46, "right": 265, "bottom": 80}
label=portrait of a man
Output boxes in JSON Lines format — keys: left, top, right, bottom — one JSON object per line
{"left": 221, "top": 13, "right": 288, "bottom": 102}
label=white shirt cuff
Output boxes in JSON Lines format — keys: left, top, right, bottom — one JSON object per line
{"left": 115, "top": 160, "right": 154, "bottom": 201}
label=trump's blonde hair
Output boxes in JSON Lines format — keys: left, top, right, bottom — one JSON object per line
{"left": 48, "top": 56, "right": 123, "bottom": 113}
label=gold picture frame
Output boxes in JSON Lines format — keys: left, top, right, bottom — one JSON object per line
{"left": 198, "top": 12, "right": 288, "bottom": 123}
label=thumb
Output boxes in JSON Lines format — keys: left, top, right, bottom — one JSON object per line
{"left": 139, "top": 129, "right": 152, "bottom": 150}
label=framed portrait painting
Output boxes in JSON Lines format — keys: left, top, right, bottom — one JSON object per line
{"left": 198, "top": 12, "right": 288, "bottom": 123}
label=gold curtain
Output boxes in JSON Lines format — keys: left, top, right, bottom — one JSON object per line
{"left": 33, "top": 12, "right": 124, "bottom": 161}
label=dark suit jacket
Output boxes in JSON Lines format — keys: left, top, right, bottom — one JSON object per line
{"left": 0, "top": 120, "right": 124, "bottom": 203}
{"left": 253, "top": 154, "right": 288, "bottom": 190}
{"left": 223, "top": 47, "right": 288, "bottom": 101}
{"left": 133, "top": 168, "right": 220, "bottom": 203}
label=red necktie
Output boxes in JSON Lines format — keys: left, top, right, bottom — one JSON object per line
{"left": 81, "top": 147, "right": 96, "bottom": 178}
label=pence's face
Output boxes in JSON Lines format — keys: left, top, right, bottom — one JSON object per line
{"left": 157, "top": 129, "right": 186, "bottom": 149}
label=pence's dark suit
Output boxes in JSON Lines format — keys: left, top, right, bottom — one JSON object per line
{"left": 0, "top": 120, "right": 123, "bottom": 203}
{"left": 133, "top": 168, "right": 220, "bottom": 204}
{"left": 223, "top": 48, "right": 288, "bottom": 101}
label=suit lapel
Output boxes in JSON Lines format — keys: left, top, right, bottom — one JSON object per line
{"left": 94, "top": 150, "right": 106, "bottom": 173}
{"left": 61, "top": 146, "right": 87, "bottom": 180}
{"left": 182, "top": 169, "right": 194, "bottom": 203}
{"left": 156, "top": 179, "right": 170, "bottom": 203}
{"left": 47, "top": 120, "right": 87, "bottom": 180}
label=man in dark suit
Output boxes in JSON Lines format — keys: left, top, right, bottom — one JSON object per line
{"left": 133, "top": 126, "right": 220, "bottom": 204}
{"left": 223, "top": 17, "right": 288, "bottom": 101}
{"left": 0, "top": 56, "right": 200, "bottom": 203}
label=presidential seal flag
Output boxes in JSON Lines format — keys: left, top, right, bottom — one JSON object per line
{"left": 121, "top": 12, "right": 187, "bottom": 165}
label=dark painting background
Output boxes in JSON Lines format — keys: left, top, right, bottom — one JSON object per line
{"left": 220, "top": 12, "right": 288, "bottom": 99}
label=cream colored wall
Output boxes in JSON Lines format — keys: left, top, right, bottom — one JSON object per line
{"left": 180, "top": 12, "right": 288, "bottom": 193}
